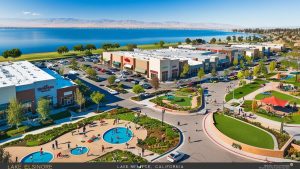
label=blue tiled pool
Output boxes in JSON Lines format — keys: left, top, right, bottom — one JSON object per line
{"left": 42, "top": 68, "right": 74, "bottom": 88}
{"left": 103, "top": 127, "right": 133, "bottom": 144}
{"left": 21, "top": 151, "right": 53, "bottom": 163}
{"left": 70, "top": 146, "right": 88, "bottom": 155}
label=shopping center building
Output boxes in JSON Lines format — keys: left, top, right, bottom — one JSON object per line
{"left": 0, "top": 61, "right": 77, "bottom": 123}
{"left": 103, "top": 48, "right": 231, "bottom": 81}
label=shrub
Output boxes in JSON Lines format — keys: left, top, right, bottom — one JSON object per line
{"left": 232, "top": 143, "right": 242, "bottom": 150}
{"left": 6, "top": 126, "right": 29, "bottom": 136}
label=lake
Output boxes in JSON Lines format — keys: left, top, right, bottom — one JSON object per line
{"left": 0, "top": 28, "right": 245, "bottom": 54}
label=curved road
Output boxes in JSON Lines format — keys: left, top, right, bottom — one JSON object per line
{"left": 79, "top": 75, "right": 252, "bottom": 162}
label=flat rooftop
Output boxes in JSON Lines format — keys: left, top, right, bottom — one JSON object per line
{"left": 0, "top": 61, "right": 55, "bottom": 88}
{"left": 109, "top": 48, "right": 216, "bottom": 64}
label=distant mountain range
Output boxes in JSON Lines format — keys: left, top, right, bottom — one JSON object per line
{"left": 0, "top": 18, "right": 240, "bottom": 30}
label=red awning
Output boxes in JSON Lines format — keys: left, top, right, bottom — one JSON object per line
{"left": 261, "top": 96, "right": 289, "bottom": 107}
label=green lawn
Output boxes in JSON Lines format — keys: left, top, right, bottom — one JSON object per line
{"left": 225, "top": 79, "right": 268, "bottom": 102}
{"left": 90, "top": 150, "right": 147, "bottom": 163}
{"left": 161, "top": 96, "right": 192, "bottom": 107}
{"left": 255, "top": 90, "right": 300, "bottom": 104}
{"left": 214, "top": 113, "right": 274, "bottom": 149}
{"left": 0, "top": 43, "right": 177, "bottom": 62}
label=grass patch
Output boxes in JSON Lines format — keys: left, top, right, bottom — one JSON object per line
{"left": 255, "top": 90, "right": 300, "bottom": 104}
{"left": 225, "top": 79, "right": 268, "bottom": 102}
{"left": 214, "top": 113, "right": 274, "bottom": 149}
{"left": 0, "top": 43, "right": 177, "bottom": 62}
{"left": 90, "top": 150, "right": 147, "bottom": 163}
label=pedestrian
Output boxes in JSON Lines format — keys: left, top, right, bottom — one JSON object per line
{"left": 141, "top": 148, "right": 145, "bottom": 157}
{"left": 177, "top": 121, "right": 180, "bottom": 126}
{"left": 55, "top": 140, "right": 58, "bottom": 149}
{"left": 102, "top": 145, "right": 105, "bottom": 152}
{"left": 68, "top": 143, "right": 70, "bottom": 149}
{"left": 188, "top": 136, "right": 191, "bottom": 143}
{"left": 15, "top": 156, "right": 18, "bottom": 163}
{"left": 52, "top": 143, "right": 55, "bottom": 150}
{"left": 40, "top": 147, "right": 43, "bottom": 155}
{"left": 125, "top": 143, "right": 129, "bottom": 149}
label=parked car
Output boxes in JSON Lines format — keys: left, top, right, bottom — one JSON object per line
{"left": 167, "top": 151, "right": 185, "bottom": 163}
{"left": 115, "top": 79, "right": 121, "bottom": 83}
{"left": 142, "top": 83, "right": 152, "bottom": 89}
{"left": 131, "top": 80, "right": 139, "bottom": 84}
{"left": 108, "top": 89, "right": 119, "bottom": 95}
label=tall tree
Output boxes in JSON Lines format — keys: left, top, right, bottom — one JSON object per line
{"left": 74, "top": 88, "right": 86, "bottom": 112}
{"left": 150, "top": 76, "right": 160, "bottom": 91}
{"left": 233, "top": 58, "right": 239, "bottom": 66}
{"left": 85, "top": 67, "right": 97, "bottom": 79}
{"left": 36, "top": 98, "right": 51, "bottom": 120}
{"left": 90, "top": 91, "right": 105, "bottom": 113}
{"left": 180, "top": 63, "right": 190, "bottom": 78}
{"left": 70, "top": 58, "right": 79, "bottom": 69}
{"left": 185, "top": 38, "right": 192, "bottom": 44}
{"left": 210, "top": 38, "right": 217, "bottom": 44}
{"left": 107, "top": 75, "right": 116, "bottom": 85}
{"left": 197, "top": 68, "right": 205, "bottom": 80}
{"left": 132, "top": 85, "right": 145, "bottom": 94}
{"left": 253, "top": 66, "right": 260, "bottom": 77}
{"left": 57, "top": 46, "right": 69, "bottom": 54}
{"left": 211, "top": 68, "right": 218, "bottom": 77}
{"left": 85, "top": 44, "right": 96, "bottom": 51}
{"left": 159, "top": 41, "right": 165, "bottom": 48}
{"left": 226, "top": 36, "right": 231, "bottom": 42}
{"left": 7, "top": 99, "right": 23, "bottom": 128}
{"left": 126, "top": 44, "right": 137, "bottom": 51}
{"left": 252, "top": 100, "right": 258, "bottom": 112}
{"left": 269, "top": 61, "right": 276, "bottom": 73}
{"left": 73, "top": 44, "right": 84, "bottom": 52}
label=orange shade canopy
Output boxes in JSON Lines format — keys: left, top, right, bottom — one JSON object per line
{"left": 261, "top": 96, "right": 288, "bottom": 107}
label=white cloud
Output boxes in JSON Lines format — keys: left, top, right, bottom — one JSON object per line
{"left": 22, "top": 11, "right": 40, "bottom": 16}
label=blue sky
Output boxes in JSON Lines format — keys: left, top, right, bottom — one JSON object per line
{"left": 0, "top": 0, "right": 299, "bottom": 27}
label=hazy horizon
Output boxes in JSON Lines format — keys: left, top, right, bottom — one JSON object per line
{"left": 0, "top": 0, "right": 300, "bottom": 28}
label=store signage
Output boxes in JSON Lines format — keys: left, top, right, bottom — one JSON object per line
{"left": 124, "top": 58, "right": 131, "bottom": 62}
{"left": 38, "top": 85, "right": 54, "bottom": 92}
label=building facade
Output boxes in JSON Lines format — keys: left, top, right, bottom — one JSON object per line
{"left": 0, "top": 61, "right": 77, "bottom": 124}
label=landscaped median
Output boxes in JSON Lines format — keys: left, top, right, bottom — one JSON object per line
{"left": 149, "top": 87, "right": 203, "bottom": 113}
{"left": 205, "top": 111, "right": 293, "bottom": 159}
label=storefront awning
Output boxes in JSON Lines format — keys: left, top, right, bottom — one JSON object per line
{"left": 135, "top": 67, "right": 147, "bottom": 74}
{"left": 113, "top": 61, "right": 121, "bottom": 67}
{"left": 124, "top": 64, "right": 133, "bottom": 69}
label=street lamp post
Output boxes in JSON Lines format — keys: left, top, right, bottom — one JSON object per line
{"left": 161, "top": 109, "right": 165, "bottom": 126}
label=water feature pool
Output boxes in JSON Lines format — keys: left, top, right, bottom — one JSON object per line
{"left": 21, "top": 151, "right": 53, "bottom": 163}
{"left": 70, "top": 146, "right": 89, "bottom": 155}
{"left": 103, "top": 127, "right": 133, "bottom": 144}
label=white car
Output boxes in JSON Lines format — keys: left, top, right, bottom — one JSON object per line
{"left": 108, "top": 89, "right": 119, "bottom": 95}
{"left": 115, "top": 79, "right": 121, "bottom": 83}
{"left": 167, "top": 151, "right": 184, "bottom": 163}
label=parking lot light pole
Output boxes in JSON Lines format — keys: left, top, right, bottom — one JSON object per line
{"left": 162, "top": 109, "right": 165, "bottom": 126}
